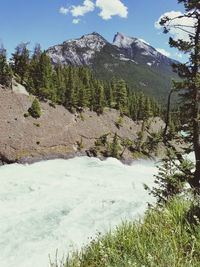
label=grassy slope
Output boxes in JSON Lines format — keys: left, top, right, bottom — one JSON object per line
{"left": 51, "top": 197, "right": 200, "bottom": 267}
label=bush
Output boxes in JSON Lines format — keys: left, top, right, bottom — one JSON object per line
{"left": 77, "top": 138, "right": 84, "bottom": 151}
{"left": 115, "top": 116, "right": 123, "bottom": 129}
{"left": 107, "top": 133, "right": 121, "bottom": 159}
{"left": 145, "top": 149, "right": 194, "bottom": 205}
{"left": 28, "top": 98, "right": 42, "bottom": 119}
{"left": 95, "top": 134, "right": 108, "bottom": 147}
{"left": 33, "top": 122, "right": 40, "bottom": 127}
{"left": 24, "top": 113, "right": 29, "bottom": 118}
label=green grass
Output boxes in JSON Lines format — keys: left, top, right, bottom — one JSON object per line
{"left": 50, "top": 197, "right": 200, "bottom": 267}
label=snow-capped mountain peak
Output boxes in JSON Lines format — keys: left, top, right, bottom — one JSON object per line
{"left": 47, "top": 32, "right": 108, "bottom": 65}
{"left": 113, "top": 32, "right": 158, "bottom": 57}
{"left": 46, "top": 31, "right": 177, "bottom": 100}
{"left": 64, "top": 32, "right": 108, "bottom": 51}
{"left": 47, "top": 31, "right": 175, "bottom": 68}
{"left": 113, "top": 32, "right": 135, "bottom": 48}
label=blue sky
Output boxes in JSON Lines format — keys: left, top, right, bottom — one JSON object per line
{"left": 0, "top": 0, "right": 185, "bottom": 59}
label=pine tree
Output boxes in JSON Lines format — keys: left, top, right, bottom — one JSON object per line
{"left": 79, "top": 68, "right": 91, "bottom": 108}
{"left": 156, "top": 1, "right": 200, "bottom": 191}
{"left": 32, "top": 44, "right": 42, "bottom": 60}
{"left": 0, "top": 45, "right": 12, "bottom": 88}
{"left": 146, "top": 149, "right": 194, "bottom": 205}
{"left": 115, "top": 79, "right": 128, "bottom": 115}
{"left": 65, "top": 67, "right": 77, "bottom": 110}
{"left": 77, "top": 85, "right": 89, "bottom": 108}
{"left": 27, "top": 44, "right": 42, "bottom": 94}
{"left": 104, "top": 82, "right": 114, "bottom": 107}
{"left": 109, "top": 133, "right": 120, "bottom": 159}
{"left": 94, "top": 82, "right": 104, "bottom": 114}
{"left": 168, "top": 113, "right": 176, "bottom": 138}
{"left": 88, "top": 77, "right": 96, "bottom": 111}
{"left": 28, "top": 98, "right": 42, "bottom": 118}
{"left": 37, "top": 52, "right": 55, "bottom": 101}
{"left": 137, "top": 92, "right": 146, "bottom": 120}
{"left": 129, "top": 92, "right": 139, "bottom": 121}
{"left": 144, "top": 97, "right": 153, "bottom": 119}
{"left": 53, "top": 64, "right": 66, "bottom": 104}
{"left": 11, "top": 43, "right": 30, "bottom": 84}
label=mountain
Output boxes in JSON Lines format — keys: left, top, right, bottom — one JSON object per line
{"left": 113, "top": 32, "right": 173, "bottom": 66}
{"left": 47, "top": 32, "right": 178, "bottom": 99}
{"left": 47, "top": 32, "right": 108, "bottom": 66}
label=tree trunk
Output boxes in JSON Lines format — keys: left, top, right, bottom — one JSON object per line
{"left": 191, "top": 15, "right": 200, "bottom": 189}
{"left": 163, "top": 89, "right": 173, "bottom": 143}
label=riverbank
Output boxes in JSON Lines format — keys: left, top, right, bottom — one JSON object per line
{"left": 52, "top": 197, "right": 199, "bottom": 267}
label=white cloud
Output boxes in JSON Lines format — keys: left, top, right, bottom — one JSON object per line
{"left": 59, "top": 0, "right": 128, "bottom": 23}
{"left": 70, "top": 0, "right": 95, "bottom": 17}
{"left": 155, "top": 11, "right": 196, "bottom": 41}
{"left": 156, "top": 48, "right": 171, "bottom": 57}
{"left": 72, "top": 18, "right": 81, "bottom": 24}
{"left": 139, "top": 38, "right": 150, "bottom": 45}
{"left": 59, "top": 7, "right": 69, "bottom": 15}
{"left": 96, "top": 0, "right": 128, "bottom": 20}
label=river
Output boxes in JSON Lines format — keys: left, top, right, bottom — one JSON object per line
{"left": 0, "top": 156, "right": 158, "bottom": 267}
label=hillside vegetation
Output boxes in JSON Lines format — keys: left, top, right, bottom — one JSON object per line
{"left": 0, "top": 43, "right": 162, "bottom": 120}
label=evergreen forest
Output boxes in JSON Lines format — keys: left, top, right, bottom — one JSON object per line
{"left": 0, "top": 43, "right": 162, "bottom": 121}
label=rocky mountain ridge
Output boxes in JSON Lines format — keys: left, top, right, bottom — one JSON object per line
{"left": 113, "top": 32, "right": 174, "bottom": 66}
{"left": 48, "top": 32, "right": 108, "bottom": 66}
{"left": 47, "top": 32, "right": 174, "bottom": 67}
{"left": 47, "top": 32, "right": 178, "bottom": 99}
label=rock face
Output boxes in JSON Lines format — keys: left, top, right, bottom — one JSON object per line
{"left": 12, "top": 79, "right": 29, "bottom": 96}
{"left": 47, "top": 32, "right": 175, "bottom": 67}
{"left": 46, "top": 32, "right": 178, "bottom": 99}
{"left": 0, "top": 86, "right": 165, "bottom": 164}
{"left": 47, "top": 32, "right": 108, "bottom": 66}
{"left": 113, "top": 32, "right": 174, "bottom": 66}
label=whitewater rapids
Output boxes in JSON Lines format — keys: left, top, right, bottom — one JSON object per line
{"left": 0, "top": 157, "right": 158, "bottom": 267}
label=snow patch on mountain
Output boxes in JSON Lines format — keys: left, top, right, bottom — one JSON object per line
{"left": 119, "top": 54, "right": 137, "bottom": 64}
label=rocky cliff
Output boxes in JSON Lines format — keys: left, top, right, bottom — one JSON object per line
{"left": 0, "top": 86, "right": 165, "bottom": 164}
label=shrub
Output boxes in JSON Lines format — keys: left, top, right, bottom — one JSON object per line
{"left": 77, "top": 138, "right": 84, "bottom": 151}
{"left": 115, "top": 116, "right": 123, "bottom": 129}
{"left": 24, "top": 113, "right": 29, "bottom": 118}
{"left": 28, "top": 98, "right": 42, "bottom": 119}
{"left": 145, "top": 149, "right": 194, "bottom": 205}
{"left": 108, "top": 133, "right": 120, "bottom": 159}
{"left": 33, "top": 122, "right": 40, "bottom": 127}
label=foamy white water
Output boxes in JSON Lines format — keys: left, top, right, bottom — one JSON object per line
{"left": 0, "top": 157, "right": 158, "bottom": 267}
